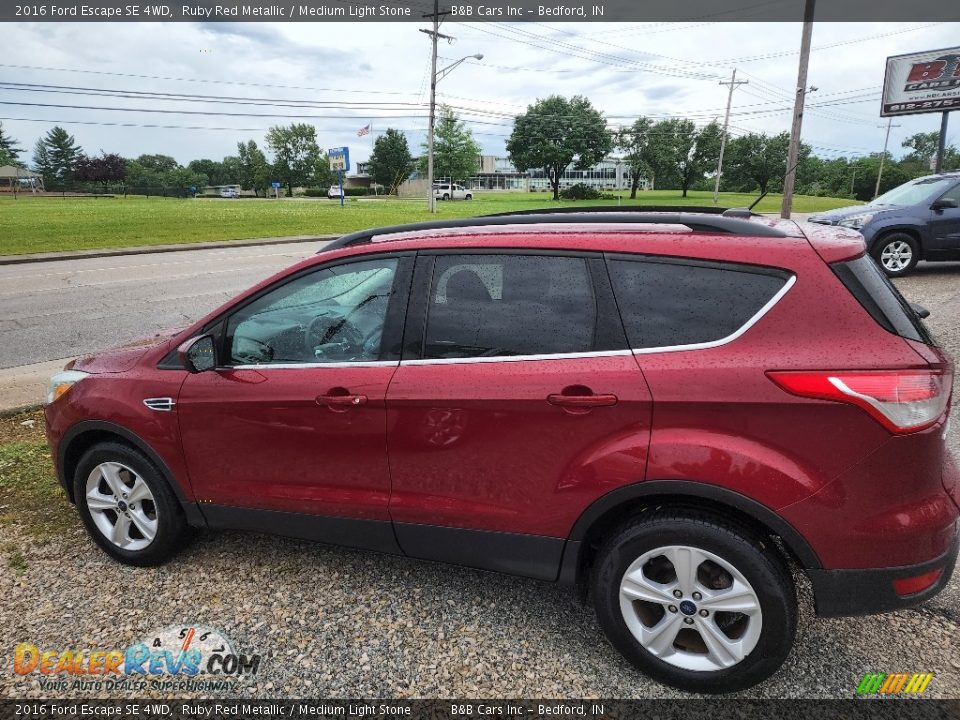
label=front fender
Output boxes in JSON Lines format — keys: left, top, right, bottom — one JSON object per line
{"left": 862, "top": 218, "right": 930, "bottom": 250}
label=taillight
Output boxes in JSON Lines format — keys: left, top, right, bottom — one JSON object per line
{"left": 767, "top": 369, "right": 951, "bottom": 434}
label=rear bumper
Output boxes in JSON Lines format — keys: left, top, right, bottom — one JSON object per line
{"left": 809, "top": 526, "right": 958, "bottom": 617}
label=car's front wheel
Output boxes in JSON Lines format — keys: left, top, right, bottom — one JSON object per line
{"left": 872, "top": 233, "right": 919, "bottom": 277}
{"left": 591, "top": 512, "right": 796, "bottom": 693}
{"left": 74, "top": 441, "right": 189, "bottom": 566}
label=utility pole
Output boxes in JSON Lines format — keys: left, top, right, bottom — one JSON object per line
{"left": 934, "top": 111, "right": 950, "bottom": 173}
{"left": 874, "top": 118, "right": 900, "bottom": 199}
{"left": 850, "top": 167, "right": 857, "bottom": 198}
{"left": 713, "top": 68, "right": 748, "bottom": 205}
{"left": 420, "top": 0, "right": 452, "bottom": 213}
{"left": 780, "top": 0, "right": 816, "bottom": 219}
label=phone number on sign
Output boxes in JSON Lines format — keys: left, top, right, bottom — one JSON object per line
{"left": 887, "top": 98, "right": 960, "bottom": 112}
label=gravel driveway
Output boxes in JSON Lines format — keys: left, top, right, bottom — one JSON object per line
{"left": 2, "top": 262, "right": 959, "bottom": 700}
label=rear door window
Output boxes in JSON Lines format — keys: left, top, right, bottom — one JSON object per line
{"left": 423, "top": 254, "right": 597, "bottom": 359}
{"left": 606, "top": 257, "right": 791, "bottom": 350}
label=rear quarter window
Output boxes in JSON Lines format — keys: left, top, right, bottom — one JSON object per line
{"left": 606, "top": 257, "right": 791, "bottom": 350}
{"left": 832, "top": 255, "right": 933, "bottom": 344}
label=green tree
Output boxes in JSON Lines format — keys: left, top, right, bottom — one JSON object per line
{"left": 266, "top": 123, "right": 321, "bottom": 197}
{"left": 506, "top": 95, "right": 612, "bottom": 200}
{"left": 36, "top": 126, "right": 81, "bottom": 181}
{"left": 32, "top": 138, "right": 52, "bottom": 178}
{"left": 617, "top": 117, "right": 653, "bottom": 199}
{"left": 901, "top": 132, "right": 941, "bottom": 166}
{"left": 419, "top": 107, "right": 481, "bottom": 184}
{"left": 724, "top": 132, "right": 802, "bottom": 194}
{"left": 644, "top": 119, "right": 722, "bottom": 198}
{"left": 165, "top": 166, "right": 206, "bottom": 191}
{"left": 221, "top": 156, "right": 242, "bottom": 186}
{"left": 368, "top": 128, "right": 413, "bottom": 192}
{"left": 124, "top": 159, "right": 159, "bottom": 189}
{"left": 237, "top": 140, "right": 272, "bottom": 196}
{"left": 188, "top": 158, "right": 233, "bottom": 187}
{"left": 0, "top": 122, "right": 23, "bottom": 164}
{"left": 135, "top": 154, "right": 179, "bottom": 175}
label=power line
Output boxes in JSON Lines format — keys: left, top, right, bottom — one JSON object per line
{"left": 0, "top": 63, "right": 419, "bottom": 98}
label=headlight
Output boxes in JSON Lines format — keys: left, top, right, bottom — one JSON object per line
{"left": 838, "top": 213, "right": 874, "bottom": 230}
{"left": 45, "top": 370, "right": 89, "bottom": 405}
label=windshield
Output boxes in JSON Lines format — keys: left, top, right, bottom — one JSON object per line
{"left": 871, "top": 177, "right": 955, "bottom": 208}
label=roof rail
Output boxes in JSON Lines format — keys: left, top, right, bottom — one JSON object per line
{"left": 486, "top": 205, "right": 729, "bottom": 216}
{"left": 320, "top": 211, "right": 788, "bottom": 253}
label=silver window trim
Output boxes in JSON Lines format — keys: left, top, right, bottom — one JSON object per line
{"left": 401, "top": 349, "right": 635, "bottom": 366}
{"left": 630, "top": 273, "right": 796, "bottom": 356}
{"left": 406, "top": 273, "right": 795, "bottom": 365}
{"left": 225, "top": 360, "right": 400, "bottom": 370}
{"left": 222, "top": 274, "right": 795, "bottom": 370}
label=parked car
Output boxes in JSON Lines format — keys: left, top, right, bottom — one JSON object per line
{"left": 433, "top": 183, "right": 473, "bottom": 201}
{"left": 327, "top": 185, "right": 345, "bottom": 200}
{"left": 809, "top": 172, "right": 960, "bottom": 277}
{"left": 219, "top": 188, "right": 239, "bottom": 199}
{"left": 45, "top": 211, "right": 958, "bottom": 693}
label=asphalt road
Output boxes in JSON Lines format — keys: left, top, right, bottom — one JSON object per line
{"left": 0, "top": 240, "right": 329, "bottom": 369}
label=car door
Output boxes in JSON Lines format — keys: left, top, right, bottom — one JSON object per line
{"left": 385, "top": 251, "right": 653, "bottom": 579}
{"left": 929, "top": 182, "right": 960, "bottom": 257}
{"left": 177, "top": 253, "right": 413, "bottom": 551}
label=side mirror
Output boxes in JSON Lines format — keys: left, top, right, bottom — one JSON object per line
{"left": 177, "top": 335, "right": 217, "bottom": 373}
{"left": 931, "top": 197, "right": 959, "bottom": 211}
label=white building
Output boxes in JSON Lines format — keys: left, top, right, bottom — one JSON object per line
{"left": 469, "top": 155, "right": 651, "bottom": 192}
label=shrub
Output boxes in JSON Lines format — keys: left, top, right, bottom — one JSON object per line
{"left": 559, "top": 183, "right": 603, "bottom": 200}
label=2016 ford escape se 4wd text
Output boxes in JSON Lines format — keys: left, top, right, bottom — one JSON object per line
{"left": 44, "top": 211, "right": 959, "bottom": 693}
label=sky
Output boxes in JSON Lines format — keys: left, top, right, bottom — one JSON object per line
{"left": 2, "top": 19, "right": 959, "bottom": 169}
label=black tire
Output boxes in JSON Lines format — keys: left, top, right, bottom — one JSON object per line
{"left": 871, "top": 232, "right": 919, "bottom": 277}
{"left": 74, "top": 441, "right": 189, "bottom": 566}
{"left": 591, "top": 511, "right": 796, "bottom": 693}
{"left": 465, "top": 194, "right": 473, "bottom": 201}
{"left": 442, "top": 193, "right": 450, "bottom": 201}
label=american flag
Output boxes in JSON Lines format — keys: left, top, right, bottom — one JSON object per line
{"left": 357, "top": 124, "right": 371, "bottom": 137}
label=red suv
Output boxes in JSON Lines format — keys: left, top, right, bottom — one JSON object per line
{"left": 44, "top": 212, "right": 959, "bottom": 692}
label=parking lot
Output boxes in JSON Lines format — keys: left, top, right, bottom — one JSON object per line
{"left": 1, "top": 260, "right": 959, "bottom": 700}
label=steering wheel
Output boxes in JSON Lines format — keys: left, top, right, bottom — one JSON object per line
{"left": 305, "top": 314, "right": 365, "bottom": 358}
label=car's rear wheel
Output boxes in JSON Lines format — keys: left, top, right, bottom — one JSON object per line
{"left": 465, "top": 194, "right": 473, "bottom": 201}
{"left": 74, "top": 442, "right": 189, "bottom": 566}
{"left": 591, "top": 512, "right": 796, "bottom": 693}
{"left": 442, "top": 193, "right": 450, "bottom": 201}
{"left": 872, "top": 233, "right": 919, "bottom": 277}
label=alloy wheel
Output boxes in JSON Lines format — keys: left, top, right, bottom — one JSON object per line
{"left": 85, "top": 462, "right": 158, "bottom": 551}
{"left": 880, "top": 240, "right": 913, "bottom": 273}
{"left": 619, "top": 545, "right": 762, "bottom": 672}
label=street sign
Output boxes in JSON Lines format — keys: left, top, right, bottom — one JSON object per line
{"left": 271, "top": 181, "right": 281, "bottom": 189}
{"left": 329, "top": 147, "right": 350, "bottom": 173}
{"left": 881, "top": 47, "right": 960, "bottom": 117}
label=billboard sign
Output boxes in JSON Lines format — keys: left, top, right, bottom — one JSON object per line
{"left": 328, "top": 147, "right": 350, "bottom": 172}
{"left": 882, "top": 47, "right": 960, "bottom": 116}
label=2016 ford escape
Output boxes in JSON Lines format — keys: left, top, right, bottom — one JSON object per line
{"left": 44, "top": 211, "right": 959, "bottom": 692}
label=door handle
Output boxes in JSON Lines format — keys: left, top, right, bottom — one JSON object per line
{"left": 316, "top": 390, "right": 368, "bottom": 410}
{"left": 547, "top": 392, "right": 618, "bottom": 408}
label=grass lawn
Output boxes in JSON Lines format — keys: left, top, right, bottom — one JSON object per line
{"left": 0, "top": 190, "right": 860, "bottom": 256}
{"left": 0, "top": 410, "right": 74, "bottom": 573}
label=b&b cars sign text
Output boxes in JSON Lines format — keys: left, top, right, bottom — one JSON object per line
{"left": 882, "top": 46, "right": 960, "bottom": 117}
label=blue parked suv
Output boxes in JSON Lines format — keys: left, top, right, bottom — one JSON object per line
{"left": 809, "top": 172, "right": 960, "bottom": 276}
